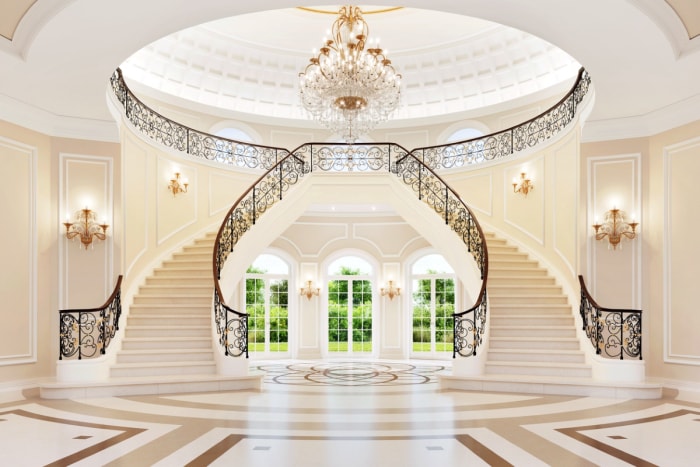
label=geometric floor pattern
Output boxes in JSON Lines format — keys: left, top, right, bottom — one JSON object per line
{"left": 1, "top": 360, "right": 699, "bottom": 466}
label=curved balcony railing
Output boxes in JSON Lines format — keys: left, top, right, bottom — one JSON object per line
{"left": 579, "top": 275, "right": 642, "bottom": 360}
{"left": 109, "top": 67, "right": 591, "bottom": 173}
{"left": 212, "top": 143, "right": 488, "bottom": 359}
{"left": 59, "top": 275, "right": 123, "bottom": 360}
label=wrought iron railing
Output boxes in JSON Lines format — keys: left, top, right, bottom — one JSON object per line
{"left": 59, "top": 275, "right": 123, "bottom": 360}
{"left": 212, "top": 143, "right": 488, "bottom": 359}
{"left": 414, "top": 68, "right": 591, "bottom": 169}
{"left": 110, "top": 67, "right": 591, "bottom": 173}
{"left": 579, "top": 275, "right": 642, "bottom": 360}
{"left": 109, "top": 69, "right": 290, "bottom": 170}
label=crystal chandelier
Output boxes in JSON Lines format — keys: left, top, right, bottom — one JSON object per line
{"left": 299, "top": 5, "right": 401, "bottom": 142}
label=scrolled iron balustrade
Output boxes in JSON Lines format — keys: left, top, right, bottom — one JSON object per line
{"left": 110, "top": 67, "right": 591, "bottom": 173}
{"left": 59, "top": 275, "right": 123, "bottom": 360}
{"left": 579, "top": 275, "right": 642, "bottom": 360}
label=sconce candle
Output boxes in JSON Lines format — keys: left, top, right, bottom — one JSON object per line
{"left": 512, "top": 172, "right": 534, "bottom": 197}
{"left": 300, "top": 280, "right": 320, "bottom": 300}
{"left": 63, "top": 207, "right": 109, "bottom": 250}
{"left": 168, "top": 172, "right": 188, "bottom": 196}
{"left": 380, "top": 280, "right": 401, "bottom": 300}
{"left": 592, "top": 208, "right": 638, "bottom": 250}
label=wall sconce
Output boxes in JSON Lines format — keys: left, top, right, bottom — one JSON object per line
{"left": 381, "top": 280, "right": 401, "bottom": 300}
{"left": 168, "top": 172, "right": 188, "bottom": 196}
{"left": 300, "top": 280, "right": 320, "bottom": 300}
{"left": 592, "top": 208, "right": 638, "bottom": 250}
{"left": 63, "top": 207, "right": 109, "bottom": 250}
{"left": 512, "top": 172, "right": 534, "bottom": 197}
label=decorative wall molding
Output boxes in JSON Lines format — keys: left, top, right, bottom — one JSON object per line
{"left": 504, "top": 155, "right": 545, "bottom": 246}
{"left": 156, "top": 157, "right": 198, "bottom": 246}
{"left": 0, "top": 136, "right": 37, "bottom": 365}
{"left": 123, "top": 136, "right": 149, "bottom": 279}
{"left": 663, "top": 137, "right": 700, "bottom": 365}
{"left": 552, "top": 133, "right": 579, "bottom": 278}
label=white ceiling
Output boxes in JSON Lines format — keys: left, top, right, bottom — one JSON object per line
{"left": 1, "top": 0, "right": 700, "bottom": 142}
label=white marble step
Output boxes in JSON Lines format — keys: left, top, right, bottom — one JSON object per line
{"left": 488, "top": 276, "right": 555, "bottom": 286}
{"left": 440, "top": 374, "right": 662, "bottom": 399}
{"left": 125, "top": 325, "right": 210, "bottom": 338}
{"left": 488, "top": 336, "right": 581, "bottom": 350}
{"left": 490, "top": 314, "right": 574, "bottom": 327}
{"left": 489, "top": 304, "right": 572, "bottom": 315}
{"left": 138, "top": 284, "right": 213, "bottom": 295}
{"left": 489, "top": 259, "right": 540, "bottom": 269}
{"left": 486, "top": 361, "right": 592, "bottom": 378}
{"left": 121, "top": 336, "right": 213, "bottom": 350}
{"left": 111, "top": 361, "right": 216, "bottom": 378}
{"left": 132, "top": 294, "right": 212, "bottom": 305}
{"left": 488, "top": 348, "right": 585, "bottom": 363}
{"left": 127, "top": 314, "right": 210, "bottom": 327}
{"left": 490, "top": 325, "right": 577, "bottom": 338}
{"left": 488, "top": 294, "right": 569, "bottom": 305}
{"left": 145, "top": 276, "right": 213, "bottom": 286}
{"left": 172, "top": 251, "right": 211, "bottom": 261}
{"left": 129, "top": 304, "right": 211, "bottom": 315}
{"left": 116, "top": 348, "right": 214, "bottom": 364}
{"left": 488, "top": 251, "right": 530, "bottom": 261}
{"left": 152, "top": 267, "right": 210, "bottom": 278}
{"left": 162, "top": 259, "right": 210, "bottom": 269}
{"left": 488, "top": 285, "right": 563, "bottom": 295}
{"left": 41, "top": 373, "right": 262, "bottom": 399}
{"left": 489, "top": 267, "right": 548, "bottom": 277}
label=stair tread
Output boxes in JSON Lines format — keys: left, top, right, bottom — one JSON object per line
{"left": 112, "top": 361, "right": 216, "bottom": 368}
{"left": 490, "top": 336, "right": 579, "bottom": 341}
{"left": 488, "top": 348, "right": 583, "bottom": 354}
{"left": 487, "top": 361, "right": 590, "bottom": 368}
{"left": 119, "top": 348, "right": 213, "bottom": 354}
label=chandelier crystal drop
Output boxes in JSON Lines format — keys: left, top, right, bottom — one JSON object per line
{"left": 299, "top": 5, "right": 402, "bottom": 142}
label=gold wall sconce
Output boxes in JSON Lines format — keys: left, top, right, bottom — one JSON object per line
{"left": 380, "top": 280, "right": 401, "bottom": 300}
{"left": 168, "top": 172, "right": 188, "bottom": 196}
{"left": 513, "top": 172, "right": 534, "bottom": 197}
{"left": 300, "top": 280, "right": 320, "bottom": 300}
{"left": 592, "top": 208, "right": 638, "bottom": 250}
{"left": 63, "top": 207, "right": 109, "bottom": 250}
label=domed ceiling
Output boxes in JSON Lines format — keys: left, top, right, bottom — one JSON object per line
{"left": 120, "top": 5, "right": 580, "bottom": 127}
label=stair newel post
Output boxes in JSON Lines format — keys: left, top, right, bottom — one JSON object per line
{"left": 444, "top": 186, "right": 449, "bottom": 225}
{"left": 618, "top": 311, "right": 624, "bottom": 361}
{"left": 418, "top": 158, "right": 423, "bottom": 201}
{"left": 279, "top": 161, "right": 283, "bottom": 200}
{"left": 100, "top": 307, "right": 106, "bottom": 356}
{"left": 252, "top": 187, "right": 256, "bottom": 225}
{"left": 77, "top": 312, "right": 83, "bottom": 360}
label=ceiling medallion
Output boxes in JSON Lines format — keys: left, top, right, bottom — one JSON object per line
{"left": 298, "top": 5, "right": 402, "bottom": 142}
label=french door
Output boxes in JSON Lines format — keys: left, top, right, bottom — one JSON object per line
{"left": 411, "top": 276, "right": 455, "bottom": 356}
{"left": 245, "top": 275, "right": 289, "bottom": 356}
{"left": 327, "top": 278, "right": 373, "bottom": 354}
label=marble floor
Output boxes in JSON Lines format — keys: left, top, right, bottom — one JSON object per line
{"left": 1, "top": 360, "right": 699, "bottom": 466}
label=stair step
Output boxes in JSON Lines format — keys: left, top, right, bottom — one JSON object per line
{"left": 488, "top": 336, "right": 580, "bottom": 350}
{"left": 121, "top": 337, "right": 213, "bottom": 350}
{"left": 489, "top": 268, "right": 548, "bottom": 277}
{"left": 490, "top": 315, "right": 574, "bottom": 327}
{"left": 486, "top": 361, "right": 592, "bottom": 378}
{"left": 488, "top": 285, "right": 562, "bottom": 295}
{"left": 488, "top": 349, "right": 585, "bottom": 363}
{"left": 116, "top": 349, "right": 214, "bottom": 364}
{"left": 488, "top": 276, "right": 555, "bottom": 286}
{"left": 172, "top": 252, "right": 211, "bottom": 261}
{"left": 152, "top": 267, "right": 211, "bottom": 277}
{"left": 111, "top": 361, "right": 217, "bottom": 378}
{"left": 132, "top": 294, "right": 212, "bottom": 305}
{"left": 127, "top": 315, "right": 210, "bottom": 327}
{"left": 489, "top": 259, "right": 540, "bottom": 269}
{"left": 125, "top": 325, "right": 210, "bottom": 338}
{"left": 145, "top": 276, "right": 213, "bottom": 286}
{"left": 489, "top": 304, "right": 572, "bottom": 314}
{"left": 490, "top": 325, "right": 577, "bottom": 338}
{"left": 488, "top": 252, "right": 530, "bottom": 261}
{"left": 138, "top": 285, "right": 213, "bottom": 295}
{"left": 162, "top": 259, "right": 210, "bottom": 269}
{"left": 129, "top": 304, "right": 211, "bottom": 315}
{"left": 488, "top": 295, "right": 569, "bottom": 305}
{"left": 486, "top": 244, "right": 518, "bottom": 253}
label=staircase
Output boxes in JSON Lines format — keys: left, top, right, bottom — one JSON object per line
{"left": 442, "top": 232, "right": 661, "bottom": 398}
{"left": 41, "top": 232, "right": 262, "bottom": 399}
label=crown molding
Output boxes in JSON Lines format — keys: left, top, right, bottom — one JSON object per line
{"left": 0, "top": 92, "right": 119, "bottom": 142}
{"left": 582, "top": 92, "right": 700, "bottom": 142}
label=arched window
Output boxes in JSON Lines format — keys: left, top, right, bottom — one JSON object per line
{"left": 446, "top": 127, "right": 484, "bottom": 143}
{"left": 214, "top": 127, "right": 255, "bottom": 143}
{"left": 326, "top": 255, "right": 373, "bottom": 355}
{"left": 245, "top": 254, "right": 290, "bottom": 356}
{"left": 410, "top": 254, "right": 456, "bottom": 357}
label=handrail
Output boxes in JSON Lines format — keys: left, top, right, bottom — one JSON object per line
{"left": 110, "top": 66, "right": 591, "bottom": 173}
{"left": 405, "top": 67, "right": 591, "bottom": 169}
{"left": 211, "top": 142, "right": 489, "bottom": 359}
{"left": 59, "top": 275, "right": 123, "bottom": 360}
{"left": 578, "top": 275, "right": 642, "bottom": 360}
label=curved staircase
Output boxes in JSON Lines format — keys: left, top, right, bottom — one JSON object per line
{"left": 41, "top": 232, "right": 262, "bottom": 399}
{"left": 442, "top": 232, "right": 661, "bottom": 398}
